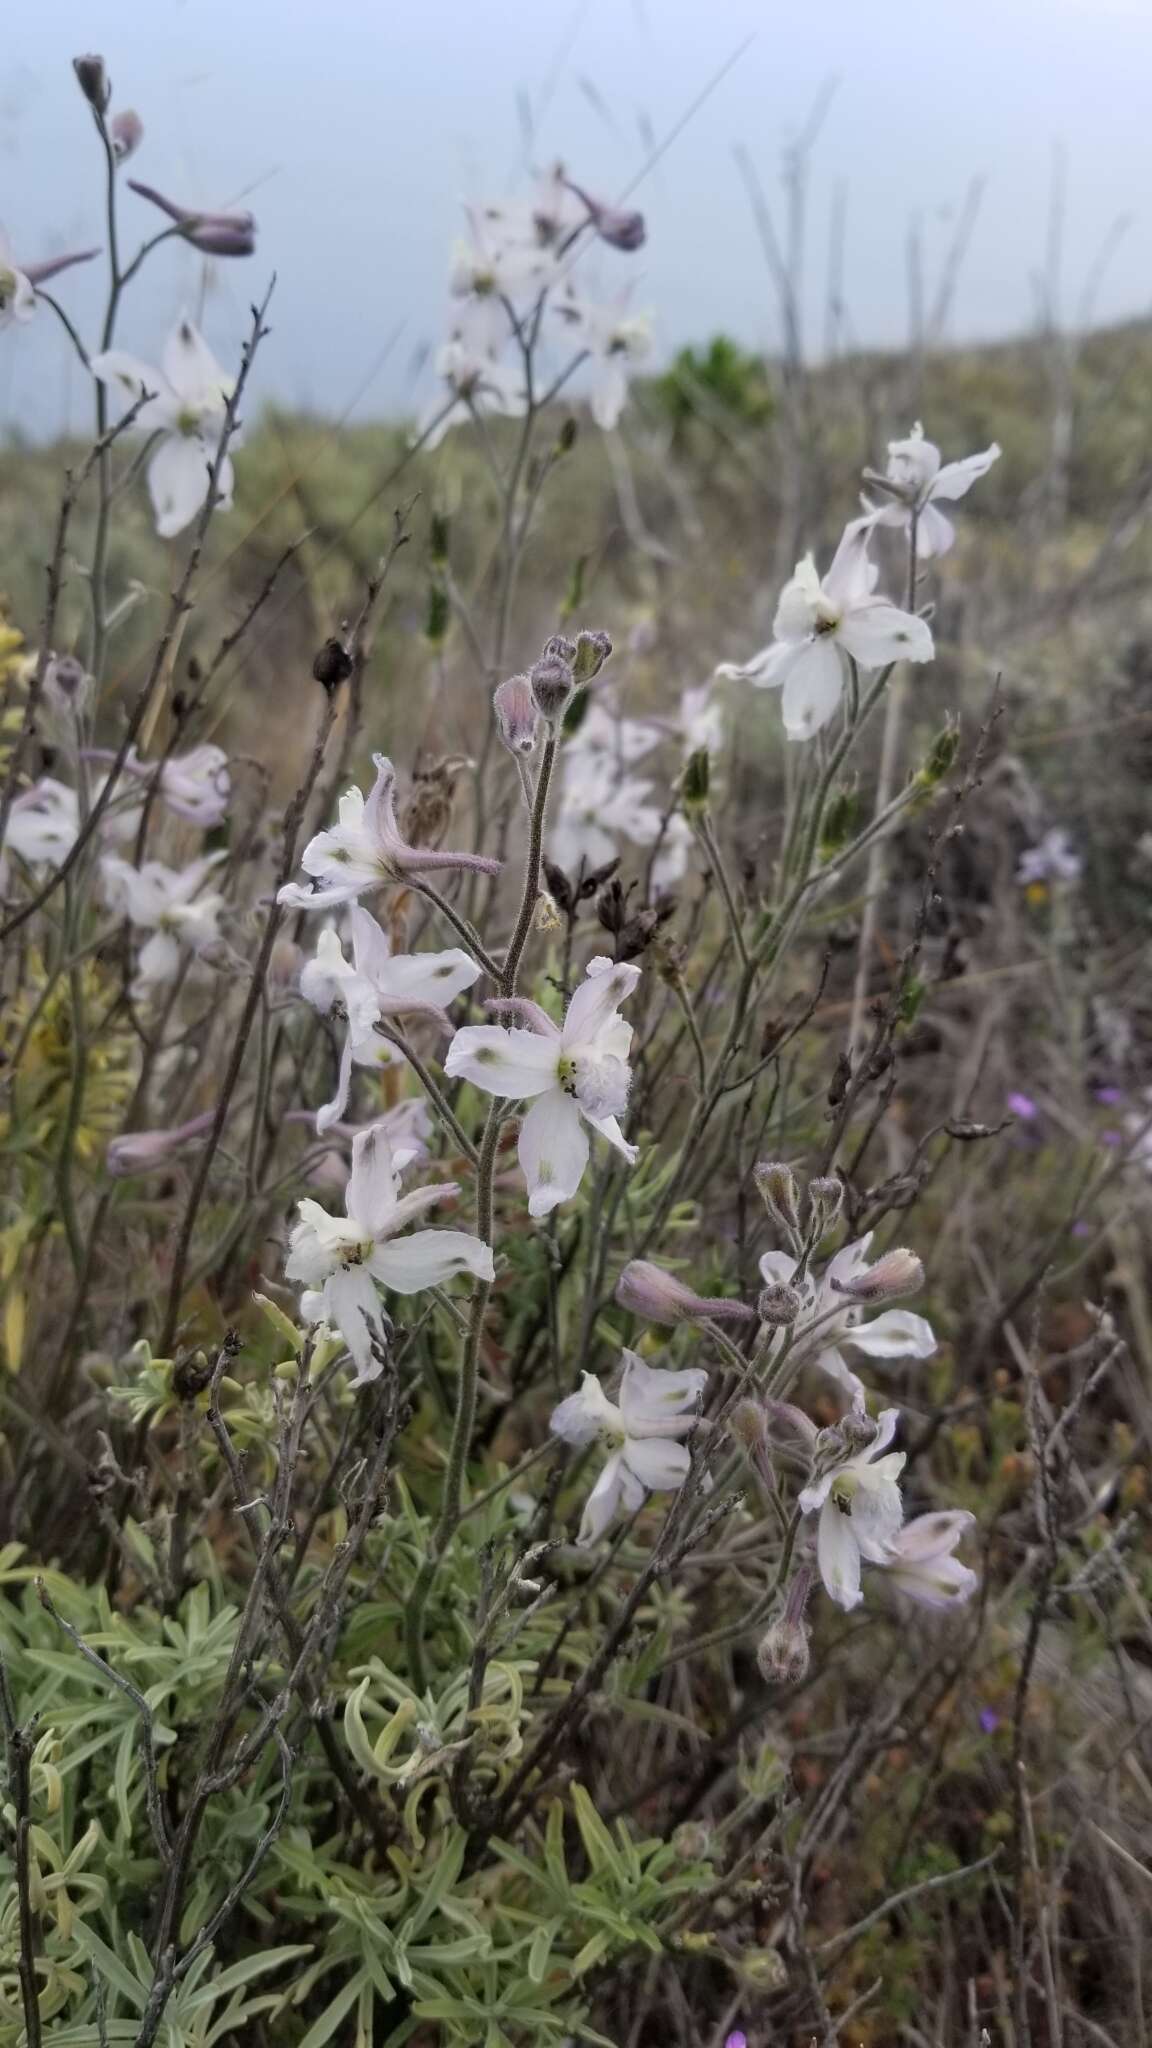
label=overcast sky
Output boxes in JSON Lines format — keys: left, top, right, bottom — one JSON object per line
{"left": 4, "top": 0, "right": 1151, "bottom": 436}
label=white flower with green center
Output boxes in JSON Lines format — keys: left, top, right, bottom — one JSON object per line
{"left": 300, "top": 905, "right": 481, "bottom": 1133}
{"left": 445, "top": 956, "right": 640, "bottom": 1217}
{"left": 101, "top": 851, "right": 226, "bottom": 995}
{"left": 759, "top": 1232, "right": 936, "bottom": 1408}
{"left": 91, "top": 316, "right": 237, "bottom": 538}
{"left": 863, "top": 420, "right": 1000, "bottom": 559}
{"left": 279, "top": 754, "right": 500, "bottom": 913}
{"left": 550, "top": 1350, "right": 709, "bottom": 1545}
{"left": 286, "top": 1121, "right": 494, "bottom": 1385}
{"left": 800, "top": 1409, "right": 906, "bottom": 1612}
{"left": 718, "top": 518, "right": 934, "bottom": 740}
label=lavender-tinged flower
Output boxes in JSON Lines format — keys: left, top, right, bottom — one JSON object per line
{"left": 759, "top": 1233, "right": 936, "bottom": 1407}
{"left": 446, "top": 957, "right": 640, "bottom": 1216}
{"left": 1017, "top": 828, "right": 1081, "bottom": 886}
{"left": 862, "top": 420, "right": 1000, "bottom": 559}
{"left": 0, "top": 779, "right": 78, "bottom": 875}
{"left": 106, "top": 1110, "right": 215, "bottom": 1178}
{"left": 800, "top": 1408, "right": 906, "bottom": 1611}
{"left": 279, "top": 755, "right": 500, "bottom": 913}
{"left": 883, "top": 1509, "right": 978, "bottom": 1608}
{"left": 1006, "top": 1091, "right": 1039, "bottom": 1122}
{"left": 550, "top": 1351, "right": 708, "bottom": 1545}
{"left": 718, "top": 518, "right": 934, "bottom": 741}
{"left": 564, "top": 180, "right": 647, "bottom": 253}
{"left": 110, "top": 110, "right": 144, "bottom": 161}
{"left": 286, "top": 1121, "right": 493, "bottom": 1385}
{"left": 299, "top": 906, "right": 480, "bottom": 1133}
{"left": 87, "top": 743, "right": 232, "bottom": 828}
{"left": 558, "top": 292, "right": 652, "bottom": 430}
{"left": 91, "top": 316, "right": 238, "bottom": 538}
{"left": 101, "top": 851, "right": 226, "bottom": 994}
{"left": 493, "top": 674, "right": 541, "bottom": 757}
{"left": 615, "top": 1259, "right": 755, "bottom": 1328}
{"left": 127, "top": 180, "right": 256, "bottom": 257}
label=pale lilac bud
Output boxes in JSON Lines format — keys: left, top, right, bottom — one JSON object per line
{"left": 529, "top": 653, "right": 575, "bottom": 723}
{"left": 110, "top": 110, "right": 144, "bottom": 162}
{"left": 493, "top": 674, "right": 541, "bottom": 757}
{"left": 831, "top": 1248, "right": 924, "bottom": 1304}
{"left": 106, "top": 1110, "right": 214, "bottom": 1178}
{"left": 756, "top": 1614, "right": 810, "bottom": 1686}
{"left": 43, "top": 653, "right": 93, "bottom": 720}
{"left": 762, "top": 1400, "right": 818, "bottom": 1451}
{"left": 73, "top": 54, "right": 110, "bottom": 113}
{"left": 754, "top": 1160, "right": 801, "bottom": 1236}
{"left": 616, "top": 1259, "right": 755, "bottom": 1328}
{"left": 571, "top": 628, "right": 613, "bottom": 685}
{"left": 565, "top": 179, "right": 647, "bottom": 253}
{"left": 127, "top": 180, "right": 256, "bottom": 257}
{"left": 807, "top": 1174, "right": 844, "bottom": 1233}
{"left": 757, "top": 1281, "right": 802, "bottom": 1327}
{"left": 728, "top": 1399, "right": 768, "bottom": 1456}
{"left": 23, "top": 249, "right": 100, "bottom": 288}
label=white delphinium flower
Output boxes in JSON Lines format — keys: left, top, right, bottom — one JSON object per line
{"left": 864, "top": 421, "right": 1000, "bottom": 559}
{"left": 286, "top": 1121, "right": 494, "bottom": 1384}
{"left": 559, "top": 294, "right": 652, "bottom": 430}
{"left": 0, "top": 778, "right": 78, "bottom": 875}
{"left": 718, "top": 519, "right": 934, "bottom": 741}
{"left": 0, "top": 226, "right": 34, "bottom": 329}
{"left": 446, "top": 956, "right": 639, "bottom": 1216}
{"left": 567, "top": 700, "right": 662, "bottom": 769}
{"left": 421, "top": 337, "right": 527, "bottom": 449}
{"left": 278, "top": 754, "right": 499, "bottom": 912}
{"left": 449, "top": 207, "right": 559, "bottom": 355}
{"left": 1017, "top": 828, "right": 1081, "bottom": 886}
{"left": 550, "top": 1351, "right": 708, "bottom": 1544}
{"left": 883, "top": 1509, "right": 977, "bottom": 1607}
{"left": 549, "top": 754, "right": 663, "bottom": 876}
{"left": 91, "top": 316, "right": 237, "bottom": 538}
{"left": 124, "top": 743, "right": 231, "bottom": 828}
{"left": 800, "top": 1409, "right": 906, "bottom": 1611}
{"left": 299, "top": 905, "right": 480, "bottom": 1132}
{"left": 759, "top": 1234, "right": 935, "bottom": 1407}
{"left": 101, "top": 851, "right": 226, "bottom": 993}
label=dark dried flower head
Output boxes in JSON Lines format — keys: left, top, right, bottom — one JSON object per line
{"left": 73, "top": 54, "right": 110, "bottom": 111}
{"left": 756, "top": 1615, "right": 810, "bottom": 1686}
{"left": 757, "top": 1280, "right": 802, "bottom": 1327}
{"left": 529, "top": 654, "right": 575, "bottom": 723}
{"left": 312, "top": 638, "right": 354, "bottom": 692}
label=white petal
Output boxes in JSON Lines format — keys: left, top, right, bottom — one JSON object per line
{"left": 590, "top": 356, "right": 629, "bottom": 431}
{"left": 814, "top": 1347, "right": 865, "bottom": 1404}
{"left": 847, "top": 1310, "right": 936, "bottom": 1361}
{"left": 134, "top": 928, "right": 181, "bottom": 989}
{"left": 148, "top": 435, "right": 212, "bottom": 538}
{"left": 888, "top": 1555, "right": 978, "bottom": 1608}
{"left": 759, "top": 1249, "right": 799, "bottom": 1287}
{"left": 581, "top": 1110, "right": 638, "bottom": 1166}
{"left": 773, "top": 557, "right": 822, "bottom": 638}
{"left": 89, "top": 350, "right": 176, "bottom": 431}
{"left": 622, "top": 1435, "right": 691, "bottom": 1491}
{"left": 550, "top": 1373, "right": 620, "bottom": 1446}
{"left": 370, "top": 1228, "right": 494, "bottom": 1292}
{"left": 315, "top": 1026, "right": 356, "bottom": 1135}
{"left": 161, "top": 316, "right": 232, "bottom": 410}
{"left": 869, "top": 1408, "right": 902, "bottom": 1456}
{"left": 823, "top": 517, "right": 878, "bottom": 606}
{"left": 915, "top": 502, "right": 956, "bottom": 559}
{"left": 928, "top": 443, "right": 1000, "bottom": 503}
{"left": 377, "top": 945, "right": 480, "bottom": 1007}
{"left": 817, "top": 1501, "right": 862, "bottom": 1610}
{"left": 837, "top": 600, "right": 933, "bottom": 671}
{"left": 346, "top": 1122, "right": 401, "bottom": 1235}
{"left": 619, "top": 1352, "right": 708, "bottom": 1433}
{"left": 781, "top": 640, "right": 844, "bottom": 741}
{"left": 824, "top": 1234, "right": 873, "bottom": 1290}
{"left": 577, "top": 1453, "right": 625, "bottom": 1545}
{"left": 325, "top": 1265, "right": 388, "bottom": 1382}
{"left": 445, "top": 1025, "right": 559, "bottom": 1099}
{"left": 562, "top": 957, "right": 641, "bottom": 1049}
{"left": 894, "top": 1509, "right": 975, "bottom": 1564}
{"left": 518, "top": 1090, "right": 590, "bottom": 1217}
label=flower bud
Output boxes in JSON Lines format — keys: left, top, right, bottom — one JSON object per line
{"left": 728, "top": 1399, "right": 768, "bottom": 1456}
{"left": 831, "top": 1247, "right": 924, "bottom": 1304}
{"left": 754, "top": 1159, "right": 801, "bottom": 1236}
{"left": 757, "top": 1280, "right": 802, "bottom": 1327}
{"left": 43, "top": 653, "right": 92, "bottom": 720}
{"left": 110, "top": 110, "right": 144, "bottom": 161}
{"left": 572, "top": 628, "right": 612, "bottom": 685}
{"left": 127, "top": 181, "right": 256, "bottom": 257}
{"left": 762, "top": 1399, "right": 818, "bottom": 1450}
{"left": 529, "top": 653, "right": 575, "bottom": 723}
{"left": 73, "top": 54, "right": 111, "bottom": 112}
{"left": 681, "top": 746, "right": 710, "bottom": 814}
{"left": 493, "top": 674, "right": 541, "bottom": 758}
{"left": 616, "top": 1259, "right": 755, "bottom": 1328}
{"left": 672, "top": 1820, "right": 712, "bottom": 1861}
{"left": 806, "top": 1174, "right": 844, "bottom": 1235}
{"left": 756, "top": 1615, "right": 810, "bottom": 1686}
{"left": 565, "top": 179, "right": 647, "bottom": 253}
{"left": 915, "top": 718, "right": 961, "bottom": 790}
{"left": 106, "top": 1110, "right": 214, "bottom": 1178}
{"left": 312, "top": 638, "right": 354, "bottom": 692}
{"left": 541, "top": 632, "right": 577, "bottom": 666}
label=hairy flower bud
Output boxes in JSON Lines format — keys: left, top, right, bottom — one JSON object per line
{"left": 762, "top": 1399, "right": 818, "bottom": 1450}
{"left": 754, "top": 1159, "right": 801, "bottom": 1237}
{"left": 565, "top": 178, "right": 647, "bottom": 252}
{"left": 541, "top": 633, "right": 577, "bottom": 666}
{"left": 110, "top": 109, "right": 144, "bottom": 161}
{"left": 806, "top": 1174, "right": 844, "bottom": 1235}
{"left": 43, "top": 653, "right": 92, "bottom": 720}
{"left": 616, "top": 1259, "right": 755, "bottom": 1328}
{"left": 493, "top": 674, "right": 541, "bottom": 757}
{"left": 672, "top": 1820, "right": 712, "bottom": 1861}
{"left": 831, "top": 1247, "right": 925, "bottom": 1304}
{"left": 916, "top": 718, "right": 961, "bottom": 790}
{"left": 728, "top": 1399, "right": 768, "bottom": 1456}
{"left": 681, "top": 746, "right": 710, "bottom": 814}
{"left": 571, "top": 627, "right": 612, "bottom": 685}
{"left": 73, "top": 54, "right": 111, "bottom": 112}
{"left": 127, "top": 181, "right": 256, "bottom": 257}
{"left": 529, "top": 653, "right": 575, "bottom": 722}
{"left": 757, "top": 1280, "right": 802, "bottom": 1327}
{"left": 756, "top": 1615, "right": 810, "bottom": 1686}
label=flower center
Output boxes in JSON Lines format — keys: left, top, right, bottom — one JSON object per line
{"left": 570, "top": 1049, "right": 630, "bottom": 1121}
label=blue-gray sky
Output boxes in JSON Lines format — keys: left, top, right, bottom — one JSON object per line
{"left": 4, "top": 0, "right": 1151, "bottom": 436}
